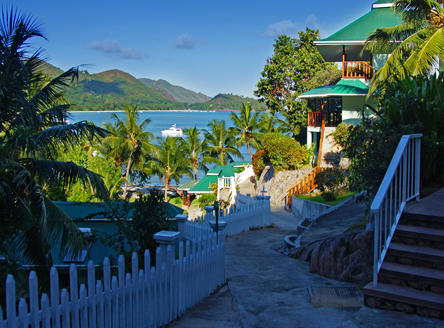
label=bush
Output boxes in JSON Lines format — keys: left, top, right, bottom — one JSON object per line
{"left": 252, "top": 149, "right": 266, "bottom": 176}
{"left": 315, "top": 168, "right": 345, "bottom": 200}
{"left": 100, "top": 190, "right": 174, "bottom": 268}
{"left": 262, "top": 133, "right": 307, "bottom": 171}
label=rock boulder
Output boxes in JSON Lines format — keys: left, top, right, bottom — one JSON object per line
{"left": 289, "top": 230, "right": 374, "bottom": 285}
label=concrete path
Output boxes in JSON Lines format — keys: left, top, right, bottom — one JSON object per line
{"left": 167, "top": 206, "right": 442, "bottom": 328}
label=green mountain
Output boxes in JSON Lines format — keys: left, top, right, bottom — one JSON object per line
{"left": 38, "top": 62, "right": 268, "bottom": 111}
{"left": 64, "top": 70, "right": 187, "bottom": 111}
{"left": 191, "top": 94, "right": 267, "bottom": 111}
{"left": 139, "top": 78, "right": 211, "bottom": 104}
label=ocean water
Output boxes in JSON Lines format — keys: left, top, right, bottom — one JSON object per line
{"left": 69, "top": 110, "right": 252, "bottom": 186}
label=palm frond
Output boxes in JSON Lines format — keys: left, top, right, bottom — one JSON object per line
{"left": 19, "top": 158, "right": 110, "bottom": 200}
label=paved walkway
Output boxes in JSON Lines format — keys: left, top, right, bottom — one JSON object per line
{"left": 167, "top": 205, "right": 442, "bottom": 328}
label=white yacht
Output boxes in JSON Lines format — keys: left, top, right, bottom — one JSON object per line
{"left": 161, "top": 124, "right": 183, "bottom": 136}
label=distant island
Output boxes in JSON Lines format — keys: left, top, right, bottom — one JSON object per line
{"left": 40, "top": 62, "right": 267, "bottom": 112}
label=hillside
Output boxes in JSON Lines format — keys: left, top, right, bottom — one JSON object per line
{"left": 139, "top": 78, "right": 211, "bottom": 104}
{"left": 191, "top": 94, "right": 267, "bottom": 111}
{"left": 38, "top": 63, "right": 268, "bottom": 111}
{"left": 65, "top": 70, "right": 187, "bottom": 111}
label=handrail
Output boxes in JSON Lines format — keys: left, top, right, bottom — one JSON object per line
{"left": 343, "top": 61, "right": 376, "bottom": 80}
{"left": 371, "top": 134, "right": 422, "bottom": 286}
{"left": 285, "top": 166, "right": 326, "bottom": 206}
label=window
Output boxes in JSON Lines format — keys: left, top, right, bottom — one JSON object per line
{"left": 62, "top": 228, "right": 94, "bottom": 263}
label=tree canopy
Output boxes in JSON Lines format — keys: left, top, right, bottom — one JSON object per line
{"left": 364, "top": 0, "right": 444, "bottom": 91}
{"left": 0, "top": 8, "right": 110, "bottom": 279}
{"left": 254, "top": 28, "right": 340, "bottom": 136}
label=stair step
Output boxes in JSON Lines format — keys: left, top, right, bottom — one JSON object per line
{"left": 396, "top": 225, "right": 444, "bottom": 242}
{"left": 401, "top": 212, "right": 444, "bottom": 229}
{"left": 380, "top": 262, "right": 444, "bottom": 288}
{"left": 364, "top": 282, "right": 444, "bottom": 311}
{"left": 388, "top": 243, "right": 444, "bottom": 263}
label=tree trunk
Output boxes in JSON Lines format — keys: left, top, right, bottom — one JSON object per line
{"left": 164, "top": 176, "right": 169, "bottom": 202}
{"left": 247, "top": 142, "right": 253, "bottom": 160}
{"left": 123, "top": 153, "right": 133, "bottom": 198}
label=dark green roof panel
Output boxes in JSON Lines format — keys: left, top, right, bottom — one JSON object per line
{"left": 321, "top": 7, "right": 402, "bottom": 42}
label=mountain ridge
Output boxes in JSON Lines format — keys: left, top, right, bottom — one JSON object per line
{"left": 39, "top": 62, "right": 267, "bottom": 111}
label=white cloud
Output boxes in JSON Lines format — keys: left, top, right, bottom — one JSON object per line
{"left": 262, "top": 20, "right": 299, "bottom": 38}
{"left": 305, "top": 14, "right": 328, "bottom": 38}
{"left": 84, "top": 39, "right": 143, "bottom": 59}
{"left": 173, "top": 34, "right": 195, "bottom": 49}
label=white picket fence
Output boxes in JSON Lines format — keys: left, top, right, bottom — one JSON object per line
{"left": 191, "top": 196, "right": 271, "bottom": 236}
{"left": 1, "top": 229, "right": 225, "bottom": 328}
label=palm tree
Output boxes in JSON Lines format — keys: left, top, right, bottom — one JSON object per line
{"left": 364, "top": 0, "right": 444, "bottom": 91}
{"left": 101, "top": 105, "right": 154, "bottom": 196}
{"left": 230, "top": 104, "right": 263, "bottom": 160}
{"left": 204, "top": 119, "right": 243, "bottom": 165}
{"left": 0, "top": 8, "right": 110, "bottom": 276}
{"left": 181, "top": 126, "right": 221, "bottom": 180}
{"left": 147, "top": 137, "right": 193, "bottom": 201}
{"left": 258, "top": 112, "right": 288, "bottom": 134}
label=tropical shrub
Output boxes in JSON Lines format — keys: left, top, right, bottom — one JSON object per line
{"left": 100, "top": 190, "right": 174, "bottom": 267}
{"left": 262, "top": 133, "right": 307, "bottom": 171}
{"left": 315, "top": 169, "right": 345, "bottom": 201}
{"left": 252, "top": 149, "right": 266, "bottom": 177}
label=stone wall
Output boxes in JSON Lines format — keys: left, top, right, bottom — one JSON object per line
{"left": 256, "top": 165, "right": 312, "bottom": 206}
{"left": 291, "top": 195, "right": 331, "bottom": 219}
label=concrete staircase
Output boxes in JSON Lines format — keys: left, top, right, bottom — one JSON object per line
{"left": 364, "top": 193, "right": 444, "bottom": 319}
{"left": 320, "top": 127, "right": 341, "bottom": 168}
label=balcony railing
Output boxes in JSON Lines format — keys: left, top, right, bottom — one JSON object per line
{"left": 343, "top": 61, "right": 376, "bottom": 80}
{"left": 308, "top": 111, "right": 342, "bottom": 127}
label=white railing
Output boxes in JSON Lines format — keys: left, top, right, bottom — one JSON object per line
{"left": 371, "top": 134, "right": 422, "bottom": 286}
{"left": 1, "top": 228, "right": 225, "bottom": 327}
{"left": 235, "top": 192, "right": 257, "bottom": 207}
{"left": 193, "top": 196, "right": 271, "bottom": 236}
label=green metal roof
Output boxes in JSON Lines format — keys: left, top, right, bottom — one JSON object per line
{"left": 298, "top": 79, "right": 369, "bottom": 99}
{"left": 373, "top": 0, "right": 394, "bottom": 4}
{"left": 322, "top": 7, "right": 401, "bottom": 42}
{"left": 315, "top": 5, "right": 403, "bottom": 62}
{"left": 187, "top": 162, "right": 246, "bottom": 193}
{"left": 178, "top": 179, "right": 200, "bottom": 190}
{"left": 54, "top": 201, "right": 183, "bottom": 219}
{"left": 188, "top": 175, "right": 218, "bottom": 193}
{"left": 297, "top": 85, "right": 334, "bottom": 98}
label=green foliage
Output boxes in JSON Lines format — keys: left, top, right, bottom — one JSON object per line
{"left": 315, "top": 169, "right": 345, "bottom": 200}
{"left": 204, "top": 119, "right": 243, "bottom": 165}
{"left": 190, "top": 94, "right": 267, "bottom": 111}
{"left": 139, "top": 78, "right": 211, "bottom": 104}
{"left": 252, "top": 149, "right": 266, "bottom": 177}
{"left": 0, "top": 8, "right": 109, "bottom": 279}
{"left": 254, "top": 28, "right": 338, "bottom": 132}
{"left": 197, "top": 193, "right": 216, "bottom": 210}
{"left": 100, "top": 191, "right": 174, "bottom": 267}
{"left": 64, "top": 70, "right": 186, "bottom": 111}
{"left": 148, "top": 136, "right": 193, "bottom": 201}
{"left": 332, "top": 123, "right": 353, "bottom": 147}
{"left": 101, "top": 104, "right": 154, "bottom": 196}
{"left": 364, "top": 0, "right": 444, "bottom": 92}
{"left": 372, "top": 74, "right": 444, "bottom": 182}
{"left": 301, "top": 143, "right": 316, "bottom": 166}
{"left": 262, "top": 133, "right": 307, "bottom": 171}
{"left": 230, "top": 104, "right": 263, "bottom": 160}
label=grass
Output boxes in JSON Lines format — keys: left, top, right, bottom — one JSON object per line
{"left": 294, "top": 188, "right": 357, "bottom": 206}
{"left": 168, "top": 196, "right": 183, "bottom": 206}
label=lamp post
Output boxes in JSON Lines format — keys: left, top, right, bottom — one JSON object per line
{"left": 214, "top": 200, "right": 219, "bottom": 243}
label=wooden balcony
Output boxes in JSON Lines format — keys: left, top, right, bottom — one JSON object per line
{"left": 343, "top": 61, "right": 375, "bottom": 80}
{"left": 308, "top": 111, "right": 342, "bottom": 127}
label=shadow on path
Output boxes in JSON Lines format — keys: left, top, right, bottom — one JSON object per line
{"left": 167, "top": 206, "right": 441, "bottom": 328}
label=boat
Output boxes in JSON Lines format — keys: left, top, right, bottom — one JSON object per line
{"left": 161, "top": 124, "right": 183, "bottom": 136}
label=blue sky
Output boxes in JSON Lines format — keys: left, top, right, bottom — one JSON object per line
{"left": 13, "top": 0, "right": 376, "bottom": 98}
